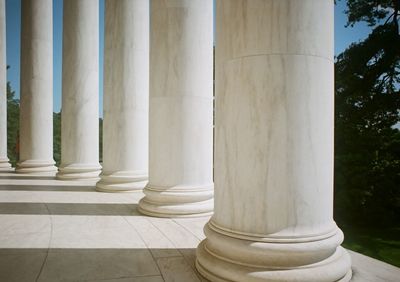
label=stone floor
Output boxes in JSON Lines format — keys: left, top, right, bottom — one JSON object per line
{"left": 0, "top": 173, "right": 399, "bottom": 282}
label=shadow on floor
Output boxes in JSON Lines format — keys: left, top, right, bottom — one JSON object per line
{"left": 0, "top": 185, "right": 95, "bottom": 192}
{"left": 0, "top": 174, "right": 56, "bottom": 180}
{"left": 0, "top": 202, "right": 140, "bottom": 216}
{"left": 0, "top": 248, "right": 205, "bottom": 282}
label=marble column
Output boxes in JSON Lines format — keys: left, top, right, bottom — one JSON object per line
{"left": 196, "top": 1, "right": 352, "bottom": 281}
{"left": 138, "top": 0, "right": 214, "bottom": 216}
{"left": 96, "top": 0, "right": 149, "bottom": 192}
{"left": 16, "top": 0, "right": 56, "bottom": 174}
{"left": 0, "top": 0, "right": 11, "bottom": 171}
{"left": 56, "top": 0, "right": 101, "bottom": 180}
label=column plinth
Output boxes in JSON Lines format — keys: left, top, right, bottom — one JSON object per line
{"left": 0, "top": 158, "right": 12, "bottom": 172}
{"left": 196, "top": 223, "right": 352, "bottom": 282}
{"left": 138, "top": 184, "right": 214, "bottom": 217}
{"left": 96, "top": 171, "right": 148, "bottom": 192}
{"left": 56, "top": 0, "right": 101, "bottom": 180}
{"left": 196, "top": 1, "right": 352, "bottom": 281}
{"left": 96, "top": 0, "right": 149, "bottom": 192}
{"left": 16, "top": 0, "right": 56, "bottom": 175}
{"left": 16, "top": 160, "right": 56, "bottom": 174}
{"left": 57, "top": 164, "right": 101, "bottom": 180}
{"left": 138, "top": 0, "right": 214, "bottom": 217}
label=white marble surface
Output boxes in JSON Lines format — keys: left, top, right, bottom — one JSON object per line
{"left": 139, "top": 0, "right": 214, "bottom": 217}
{"left": 196, "top": 1, "right": 351, "bottom": 281}
{"left": 217, "top": 0, "right": 333, "bottom": 62}
{"left": 0, "top": 176, "right": 207, "bottom": 282}
{"left": 97, "top": 0, "right": 149, "bottom": 192}
{"left": 348, "top": 250, "right": 400, "bottom": 282}
{"left": 0, "top": 0, "right": 11, "bottom": 171}
{"left": 16, "top": 0, "right": 56, "bottom": 174}
{"left": 0, "top": 177, "right": 398, "bottom": 282}
{"left": 57, "top": 0, "right": 101, "bottom": 180}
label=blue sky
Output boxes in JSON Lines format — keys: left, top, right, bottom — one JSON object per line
{"left": 5, "top": 0, "right": 373, "bottom": 116}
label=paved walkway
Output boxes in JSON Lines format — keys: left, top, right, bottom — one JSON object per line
{"left": 0, "top": 174, "right": 398, "bottom": 282}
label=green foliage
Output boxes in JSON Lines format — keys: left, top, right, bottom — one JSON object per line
{"left": 6, "top": 80, "right": 19, "bottom": 166}
{"left": 99, "top": 117, "right": 103, "bottom": 163}
{"left": 6, "top": 78, "right": 103, "bottom": 166}
{"left": 53, "top": 112, "right": 61, "bottom": 165}
{"left": 335, "top": 1, "right": 400, "bottom": 227}
{"left": 345, "top": 0, "right": 396, "bottom": 27}
{"left": 342, "top": 227, "right": 400, "bottom": 267}
{"left": 334, "top": 0, "right": 400, "bottom": 267}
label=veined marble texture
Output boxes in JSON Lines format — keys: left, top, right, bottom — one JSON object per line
{"left": 196, "top": 0, "right": 352, "bottom": 281}
{"left": 138, "top": 0, "right": 214, "bottom": 217}
{"left": 0, "top": 0, "right": 12, "bottom": 171}
{"left": 217, "top": 0, "right": 333, "bottom": 62}
{"left": 96, "top": 0, "right": 149, "bottom": 192}
{"left": 16, "top": 0, "right": 56, "bottom": 174}
{"left": 57, "top": 0, "right": 101, "bottom": 180}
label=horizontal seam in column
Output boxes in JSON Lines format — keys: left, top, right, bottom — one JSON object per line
{"left": 21, "top": 36, "right": 52, "bottom": 43}
{"left": 20, "top": 76, "right": 53, "bottom": 83}
{"left": 151, "top": 95, "right": 213, "bottom": 100}
{"left": 225, "top": 53, "right": 334, "bottom": 64}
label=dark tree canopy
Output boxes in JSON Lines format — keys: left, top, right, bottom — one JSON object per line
{"left": 6, "top": 67, "right": 103, "bottom": 167}
{"left": 6, "top": 78, "right": 19, "bottom": 166}
{"left": 345, "top": 0, "right": 399, "bottom": 29}
{"left": 334, "top": 0, "right": 400, "bottom": 227}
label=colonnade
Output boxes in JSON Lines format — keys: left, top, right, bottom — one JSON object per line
{"left": 0, "top": 0, "right": 352, "bottom": 281}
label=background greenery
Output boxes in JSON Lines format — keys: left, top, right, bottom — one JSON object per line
{"left": 6, "top": 80, "right": 103, "bottom": 166}
{"left": 334, "top": 0, "right": 399, "bottom": 267}
{"left": 4, "top": 0, "right": 400, "bottom": 268}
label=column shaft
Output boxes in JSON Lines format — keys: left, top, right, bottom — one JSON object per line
{"left": 138, "top": 0, "right": 214, "bottom": 217}
{"left": 17, "top": 0, "right": 56, "bottom": 174}
{"left": 196, "top": 1, "right": 352, "bottom": 281}
{"left": 0, "top": 0, "right": 12, "bottom": 171}
{"left": 57, "top": 0, "right": 101, "bottom": 180}
{"left": 96, "top": 0, "right": 149, "bottom": 192}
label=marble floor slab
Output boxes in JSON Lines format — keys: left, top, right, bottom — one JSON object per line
{"left": 0, "top": 173, "right": 398, "bottom": 281}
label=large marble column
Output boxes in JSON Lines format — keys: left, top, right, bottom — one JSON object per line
{"left": 16, "top": 0, "right": 56, "bottom": 174}
{"left": 138, "top": 0, "right": 214, "bottom": 216}
{"left": 56, "top": 0, "right": 101, "bottom": 180}
{"left": 0, "top": 0, "right": 12, "bottom": 171}
{"left": 96, "top": 0, "right": 149, "bottom": 192}
{"left": 196, "top": 1, "right": 352, "bottom": 281}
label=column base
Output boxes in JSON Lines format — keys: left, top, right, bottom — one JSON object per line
{"left": 57, "top": 163, "right": 101, "bottom": 180}
{"left": 0, "top": 158, "right": 13, "bottom": 172}
{"left": 138, "top": 184, "right": 214, "bottom": 218}
{"left": 196, "top": 222, "right": 352, "bottom": 282}
{"left": 96, "top": 171, "right": 147, "bottom": 192}
{"left": 16, "top": 159, "right": 57, "bottom": 175}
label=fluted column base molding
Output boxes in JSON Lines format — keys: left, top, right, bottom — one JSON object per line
{"left": 196, "top": 222, "right": 352, "bottom": 282}
{"left": 0, "top": 158, "right": 13, "bottom": 171}
{"left": 138, "top": 184, "right": 214, "bottom": 218}
{"left": 96, "top": 171, "right": 147, "bottom": 192}
{"left": 16, "top": 160, "right": 57, "bottom": 175}
{"left": 56, "top": 163, "right": 101, "bottom": 180}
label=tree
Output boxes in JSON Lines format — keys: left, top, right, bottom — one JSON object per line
{"left": 6, "top": 67, "right": 19, "bottom": 166}
{"left": 53, "top": 112, "right": 61, "bottom": 165}
{"left": 335, "top": 0, "right": 400, "bottom": 227}
{"left": 99, "top": 117, "right": 103, "bottom": 163}
{"left": 6, "top": 67, "right": 102, "bottom": 166}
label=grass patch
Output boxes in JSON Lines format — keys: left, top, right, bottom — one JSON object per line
{"left": 340, "top": 226, "right": 400, "bottom": 267}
